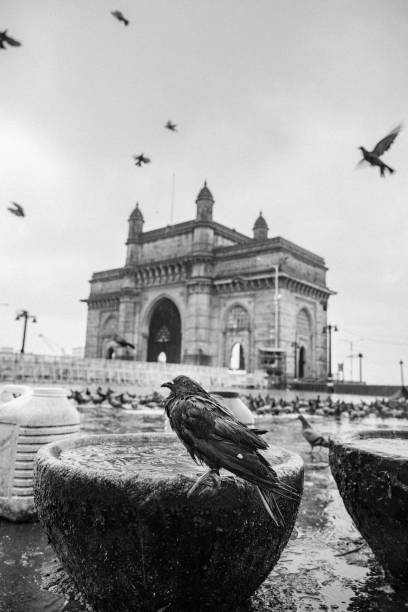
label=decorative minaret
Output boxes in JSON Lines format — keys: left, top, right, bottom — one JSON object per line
{"left": 195, "top": 181, "right": 214, "bottom": 221}
{"left": 126, "top": 202, "right": 144, "bottom": 265}
{"left": 253, "top": 211, "right": 268, "bottom": 241}
{"left": 186, "top": 182, "right": 215, "bottom": 364}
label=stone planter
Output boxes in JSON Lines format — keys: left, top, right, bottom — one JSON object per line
{"left": 330, "top": 429, "right": 408, "bottom": 584}
{"left": 34, "top": 432, "right": 303, "bottom": 612}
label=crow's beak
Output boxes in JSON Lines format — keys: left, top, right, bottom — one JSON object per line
{"left": 161, "top": 381, "right": 173, "bottom": 389}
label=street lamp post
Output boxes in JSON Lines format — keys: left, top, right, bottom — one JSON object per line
{"left": 400, "top": 360, "right": 405, "bottom": 388}
{"left": 323, "top": 324, "right": 338, "bottom": 381}
{"left": 291, "top": 340, "right": 299, "bottom": 378}
{"left": 272, "top": 264, "right": 279, "bottom": 349}
{"left": 358, "top": 353, "right": 363, "bottom": 383}
{"left": 16, "top": 310, "right": 37, "bottom": 354}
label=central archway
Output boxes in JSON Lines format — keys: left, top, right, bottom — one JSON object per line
{"left": 147, "top": 298, "right": 181, "bottom": 363}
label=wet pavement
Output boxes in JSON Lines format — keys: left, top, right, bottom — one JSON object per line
{"left": 1, "top": 405, "right": 408, "bottom": 611}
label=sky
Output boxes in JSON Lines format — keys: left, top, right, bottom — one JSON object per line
{"left": 1, "top": 0, "right": 408, "bottom": 384}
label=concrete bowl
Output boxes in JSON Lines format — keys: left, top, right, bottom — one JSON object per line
{"left": 34, "top": 432, "right": 303, "bottom": 611}
{"left": 330, "top": 429, "right": 408, "bottom": 584}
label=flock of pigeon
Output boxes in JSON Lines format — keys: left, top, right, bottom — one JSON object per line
{"left": 3, "top": 10, "right": 404, "bottom": 220}
{"left": 3, "top": 10, "right": 177, "bottom": 219}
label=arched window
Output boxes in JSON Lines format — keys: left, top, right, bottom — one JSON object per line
{"left": 230, "top": 342, "right": 245, "bottom": 370}
{"left": 227, "top": 305, "right": 249, "bottom": 330}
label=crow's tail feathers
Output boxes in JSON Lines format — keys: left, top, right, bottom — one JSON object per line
{"left": 256, "top": 486, "right": 283, "bottom": 526}
{"left": 256, "top": 479, "right": 301, "bottom": 526}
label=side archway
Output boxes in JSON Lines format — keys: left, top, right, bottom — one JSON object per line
{"left": 147, "top": 298, "right": 181, "bottom": 363}
{"left": 296, "top": 308, "right": 313, "bottom": 379}
{"left": 223, "top": 304, "right": 251, "bottom": 371}
{"left": 99, "top": 315, "right": 119, "bottom": 359}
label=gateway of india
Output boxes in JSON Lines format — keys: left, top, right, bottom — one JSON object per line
{"left": 83, "top": 183, "right": 333, "bottom": 382}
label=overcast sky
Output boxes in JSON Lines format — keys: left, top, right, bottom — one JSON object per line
{"left": 1, "top": 0, "right": 407, "bottom": 384}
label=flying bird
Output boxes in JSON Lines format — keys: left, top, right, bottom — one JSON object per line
{"left": 0, "top": 30, "right": 22, "bottom": 49}
{"left": 298, "top": 415, "right": 329, "bottom": 456}
{"left": 7, "top": 202, "right": 25, "bottom": 217}
{"left": 358, "top": 124, "right": 402, "bottom": 177}
{"left": 111, "top": 10, "right": 129, "bottom": 26}
{"left": 133, "top": 153, "right": 151, "bottom": 167}
{"left": 113, "top": 333, "right": 135, "bottom": 349}
{"left": 162, "top": 375, "right": 299, "bottom": 526}
{"left": 165, "top": 121, "right": 177, "bottom": 132}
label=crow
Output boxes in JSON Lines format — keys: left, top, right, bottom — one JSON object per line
{"left": 111, "top": 10, "right": 129, "bottom": 26}
{"left": 358, "top": 124, "right": 402, "bottom": 177}
{"left": 298, "top": 415, "right": 329, "bottom": 456}
{"left": 165, "top": 121, "right": 177, "bottom": 132}
{"left": 133, "top": 153, "right": 151, "bottom": 167}
{"left": 113, "top": 333, "right": 135, "bottom": 349}
{"left": 0, "top": 30, "right": 22, "bottom": 49}
{"left": 161, "top": 375, "right": 299, "bottom": 526}
{"left": 7, "top": 202, "right": 25, "bottom": 217}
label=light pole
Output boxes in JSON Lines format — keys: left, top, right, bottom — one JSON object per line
{"left": 271, "top": 257, "right": 288, "bottom": 349}
{"left": 323, "top": 324, "right": 338, "bottom": 380}
{"left": 291, "top": 340, "right": 299, "bottom": 378}
{"left": 358, "top": 353, "right": 363, "bottom": 383}
{"left": 15, "top": 310, "right": 37, "bottom": 354}
{"left": 400, "top": 360, "right": 405, "bottom": 388}
{"left": 272, "top": 264, "right": 280, "bottom": 349}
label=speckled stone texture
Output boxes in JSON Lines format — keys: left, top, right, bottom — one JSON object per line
{"left": 34, "top": 433, "right": 303, "bottom": 612}
{"left": 330, "top": 429, "right": 408, "bottom": 584}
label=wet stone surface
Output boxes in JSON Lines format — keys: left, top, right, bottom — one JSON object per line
{"left": 2, "top": 406, "right": 408, "bottom": 611}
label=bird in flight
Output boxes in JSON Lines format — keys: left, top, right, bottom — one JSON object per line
{"left": 162, "top": 375, "right": 299, "bottom": 526}
{"left": 7, "top": 202, "right": 25, "bottom": 217}
{"left": 358, "top": 124, "right": 402, "bottom": 177}
{"left": 165, "top": 121, "right": 177, "bottom": 132}
{"left": 113, "top": 333, "right": 135, "bottom": 349}
{"left": 297, "top": 415, "right": 329, "bottom": 457}
{"left": 0, "top": 30, "right": 22, "bottom": 49}
{"left": 111, "top": 10, "right": 129, "bottom": 26}
{"left": 133, "top": 153, "right": 151, "bottom": 167}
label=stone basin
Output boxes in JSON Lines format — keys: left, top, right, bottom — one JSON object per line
{"left": 34, "top": 432, "right": 303, "bottom": 612}
{"left": 330, "top": 429, "right": 408, "bottom": 584}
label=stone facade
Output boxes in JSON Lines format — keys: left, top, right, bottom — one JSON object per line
{"left": 83, "top": 183, "right": 334, "bottom": 381}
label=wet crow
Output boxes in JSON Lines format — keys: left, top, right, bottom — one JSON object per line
{"left": 133, "top": 153, "right": 151, "bottom": 167}
{"left": 358, "top": 124, "right": 402, "bottom": 177}
{"left": 162, "top": 375, "right": 299, "bottom": 525}
{"left": 7, "top": 202, "right": 25, "bottom": 217}
{"left": 0, "top": 30, "right": 22, "bottom": 49}
{"left": 165, "top": 121, "right": 177, "bottom": 132}
{"left": 111, "top": 10, "right": 129, "bottom": 26}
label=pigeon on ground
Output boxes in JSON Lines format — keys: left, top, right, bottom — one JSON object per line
{"left": 111, "top": 11, "right": 129, "bottom": 26}
{"left": 358, "top": 124, "right": 402, "bottom": 177}
{"left": 298, "top": 415, "right": 329, "bottom": 456}
{"left": 113, "top": 333, "right": 135, "bottom": 349}
{"left": 165, "top": 121, "right": 177, "bottom": 132}
{"left": 0, "top": 30, "right": 22, "bottom": 49}
{"left": 7, "top": 202, "right": 25, "bottom": 217}
{"left": 133, "top": 153, "right": 151, "bottom": 167}
{"left": 162, "top": 375, "right": 299, "bottom": 526}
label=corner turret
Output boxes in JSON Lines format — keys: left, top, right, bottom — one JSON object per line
{"left": 253, "top": 211, "right": 268, "bottom": 241}
{"left": 195, "top": 181, "right": 214, "bottom": 221}
{"left": 126, "top": 202, "right": 144, "bottom": 264}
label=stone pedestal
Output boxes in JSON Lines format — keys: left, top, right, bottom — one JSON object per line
{"left": 330, "top": 429, "right": 408, "bottom": 584}
{"left": 35, "top": 432, "right": 303, "bottom": 611}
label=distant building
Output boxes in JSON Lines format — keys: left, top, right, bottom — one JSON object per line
{"left": 83, "top": 183, "right": 334, "bottom": 381}
{"left": 0, "top": 347, "right": 15, "bottom": 354}
{"left": 71, "top": 347, "right": 84, "bottom": 358}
